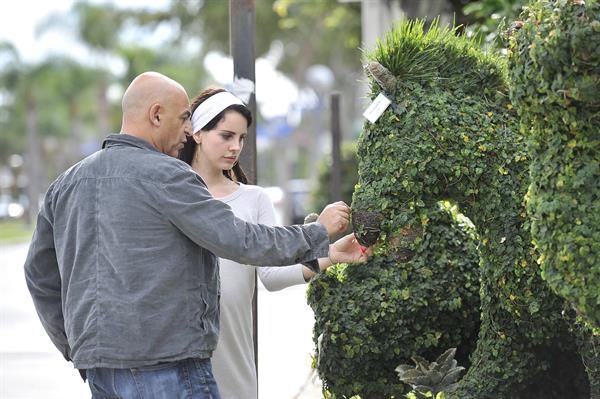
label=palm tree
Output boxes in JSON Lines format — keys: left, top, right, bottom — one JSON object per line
{"left": 0, "top": 45, "right": 45, "bottom": 224}
{"left": 37, "top": 58, "right": 99, "bottom": 169}
{"left": 36, "top": 1, "right": 126, "bottom": 137}
{"left": 1, "top": 42, "right": 101, "bottom": 223}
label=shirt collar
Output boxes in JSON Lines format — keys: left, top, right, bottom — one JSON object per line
{"left": 102, "top": 133, "right": 161, "bottom": 154}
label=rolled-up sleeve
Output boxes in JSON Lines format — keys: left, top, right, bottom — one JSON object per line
{"left": 23, "top": 183, "right": 71, "bottom": 361}
{"left": 157, "top": 167, "right": 329, "bottom": 268}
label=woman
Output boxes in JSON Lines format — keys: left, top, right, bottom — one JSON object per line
{"left": 179, "top": 87, "right": 350, "bottom": 398}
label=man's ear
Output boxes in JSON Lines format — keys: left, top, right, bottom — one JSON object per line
{"left": 149, "top": 103, "right": 161, "bottom": 127}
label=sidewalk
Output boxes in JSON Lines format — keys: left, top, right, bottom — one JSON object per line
{"left": 0, "top": 243, "right": 89, "bottom": 398}
{"left": 257, "top": 283, "right": 323, "bottom": 399}
{"left": 0, "top": 243, "right": 322, "bottom": 398}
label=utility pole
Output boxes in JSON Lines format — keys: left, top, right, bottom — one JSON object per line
{"left": 229, "top": 0, "right": 258, "bottom": 391}
{"left": 330, "top": 93, "right": 342, "bottom": 202}
{"left": 230, "top": 0, "right": 257, "bottom": 183}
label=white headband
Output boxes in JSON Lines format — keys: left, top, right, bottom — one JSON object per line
{"left": 191, "top": 91, "right": 245, "bottom": 133}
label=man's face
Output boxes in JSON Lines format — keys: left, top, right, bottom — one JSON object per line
{"left": 159, "top": 92, "right": 192, "bottom": 157}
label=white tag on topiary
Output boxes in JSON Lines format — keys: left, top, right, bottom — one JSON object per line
{"left": 363, "top": 93, "right": 392, "bottom": 123}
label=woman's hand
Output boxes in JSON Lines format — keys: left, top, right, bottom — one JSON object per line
{"left": 326, "top": 233, "right": 373, "bottom": 267}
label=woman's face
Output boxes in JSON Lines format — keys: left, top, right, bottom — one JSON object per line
{"left": 194, "top": 110, "right": 248, "bottom": 171}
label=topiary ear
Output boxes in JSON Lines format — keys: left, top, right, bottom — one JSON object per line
{"left": 364, "top": 61, "right": 397, "bottom": 93}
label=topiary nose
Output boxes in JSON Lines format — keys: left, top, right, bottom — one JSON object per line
{"left": 351, "top": 209, "right": 383, "bottom": 247}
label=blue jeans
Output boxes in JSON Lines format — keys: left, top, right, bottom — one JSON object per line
{"left": 87, "top": 358, "right": 221, "bottom": 399}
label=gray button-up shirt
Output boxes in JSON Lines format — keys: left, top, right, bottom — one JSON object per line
{"left": 24, "top": 134, "right": 329, "bottom": 369}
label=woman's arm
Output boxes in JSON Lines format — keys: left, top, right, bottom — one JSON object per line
{"left": 255, "top": 188, "right": 309, "bottom": 291}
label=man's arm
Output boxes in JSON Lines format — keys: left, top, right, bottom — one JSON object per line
{"left": 159, "top": 167, "right": 345, "bottom": 268}
{"left": 23, "top": 184, "right": 71, "bottom": 361}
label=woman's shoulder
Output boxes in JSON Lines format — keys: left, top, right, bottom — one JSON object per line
{"left": 237, "top": 183, "right": 271, "bottom": 199}
{"left": 234, "top": 184, "right": 276, "bottom": 216}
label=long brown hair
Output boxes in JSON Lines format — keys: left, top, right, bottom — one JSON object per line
{"left": 178, "top": 87, "right": 252, "bottom": 184}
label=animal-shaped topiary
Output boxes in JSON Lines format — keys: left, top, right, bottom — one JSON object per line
{"left": 311, "top": 19, "right": 596, "bottom": 398}
{"left": 307, "top": 202, "right": 481, "bottom": 398}
{"left": 507, "top": 0, "right": 600, "bottom": 328}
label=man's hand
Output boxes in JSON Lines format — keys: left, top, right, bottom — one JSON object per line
{"left": 328, "top": 233, "right": 373, "bottom": 266}
{"left": 316, "top": 201, "right": 351, "bottom": 239}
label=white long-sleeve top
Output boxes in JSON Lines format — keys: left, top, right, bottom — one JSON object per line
{"left": 211, "top": 183, "right": 307, "bottom": 399}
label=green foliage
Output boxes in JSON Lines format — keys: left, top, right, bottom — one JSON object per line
{"left": 396, "top": 348, "right": 464, "bottom": 399}
{"left": 0, "top": 49, "right": 100, "bottom": 173}
{"left": 571, "top": 316, "right": 600, "bottom": 397}
{"left": 316, "top": 18, "right": 595, "bottom": 398}
{"left": 273, "top": 0, "right": 361, "bottom": 70}
{"left": 0, "top": 220, "right": 33, "bottom": 244}
{"left": 117, "top": 44, "right": 205, "bottom": 97}
{"left": 129, "top": 0, "right": 362, "bottom": 77}
{"left": 463, "top": 0, "right": 526, "bottom": 23}
{"left": 307, "top": 204, "right": 481, "bottom": 398}
{"left": 366, "top": 19, "right": 506, "bottom": 95}
{"left": 1, "top": 1, "right": 210, "bottom": 177}
{"left": 462, "top": 0, "right": 528, "bottom": 45}
{"left": 72, "top": 1, "right": 125, "bottom": 51}
{"left": 0, "top": 41, "right": 25, "bottom": 161}
{"left": 507, "top": 0, "right": 600, "bottom": 327}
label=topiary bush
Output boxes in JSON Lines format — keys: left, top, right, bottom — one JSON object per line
{"left": 307, "top": 203, "right": 481, "bottom": 398}
{"left": 309, "top": 18, "right": 596, "bottom": 398}
{"left": 507, "top": 0, "right": 600, "bottom": 327}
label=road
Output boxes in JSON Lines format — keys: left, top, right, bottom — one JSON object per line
{"left": 0, "top": 242, "right": 322, "bottom": 399}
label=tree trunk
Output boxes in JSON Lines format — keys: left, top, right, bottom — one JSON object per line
{"left": 97, "top": 76, "right": 109, "bottom": 137}
{"left": 67, "top": 102, "right": 83, "bottom": 168}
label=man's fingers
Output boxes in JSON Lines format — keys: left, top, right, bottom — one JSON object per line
{"left": 333, "top": 202, "right": 350, "bottom": 212}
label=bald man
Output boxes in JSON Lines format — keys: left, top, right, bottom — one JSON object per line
{"left": 120, "top": 72, "right": 192, "bottom": 157}
{"left": 23, "top": 72, "right": 369, "bottom": 398}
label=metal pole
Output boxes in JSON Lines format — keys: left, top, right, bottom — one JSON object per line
{"left": 230, "top": 0, "right": 257, "bottom": 183}
{"left": 229, "top": 0, "right": 258, "bottom": 392}
{"left": 330, "top": 92, "right": 342, "bottom": 202}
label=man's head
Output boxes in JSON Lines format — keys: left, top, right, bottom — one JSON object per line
{"left": 120, "top": 71, "right": 192, "bottom": 157}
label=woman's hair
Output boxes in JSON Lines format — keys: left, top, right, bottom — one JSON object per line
{"left": 178, "top": 86, "right": 252, "bottom": 184}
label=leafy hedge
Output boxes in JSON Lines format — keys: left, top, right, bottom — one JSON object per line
{"left": 309, "top": 19, "right": 595, "bottom": 398}
{"left": 507, "top": 0, "right": 600, "bottom": 327}
{"left": 307, "top": 203, "right": 481, "bottom": 398}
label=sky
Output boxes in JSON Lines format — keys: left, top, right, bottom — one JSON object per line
{"left": 0, "top": 0, "right": 75, "bottom": 62}
{"left": 0, "top": 0, "right": 169, "bottom": 63}
{"left": 0, "top": 0, "right": 311, "bottom": 120}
